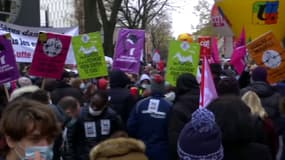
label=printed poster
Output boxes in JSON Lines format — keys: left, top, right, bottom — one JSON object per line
{"left": 199, "top": 36, "right": 211, "bottom": 58}
{"left": 72, "top": 32, "right": 107, "bottom": 79}
{"left": 113, "top": 28, "right": 145, "bottom": 74}
{"left": 29, "top": 32, "right": 71, "bottom": 79}
{"left": 165, "top": 40, "right": 200, "bottom": 86}
{"left": 0, "top": 21, "right": 78, "bottom": 64}
{"left": 247, "top": 31, "right": 285, "bottom": 84}
{"left": 0, "top": 33, "right": 19, "bottom": 85}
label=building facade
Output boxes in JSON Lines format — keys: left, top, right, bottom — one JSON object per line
{"left": 40, "top": 0, "right": 77, "bottom": 27}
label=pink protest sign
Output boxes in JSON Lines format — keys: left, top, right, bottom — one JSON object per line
{"left": 0, "top": 33, "right": 20, "bottom": 85}
{"left": 29, "top": 32, "right": 71, "bottom": 79}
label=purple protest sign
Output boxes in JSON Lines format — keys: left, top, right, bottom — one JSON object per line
{"left": 0, "top": 33, "right": 20, "bottom": 85}
{"left": 113, "top": 28, "right": 145, "bottom": 74}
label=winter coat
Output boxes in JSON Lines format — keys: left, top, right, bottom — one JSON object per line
{"left": 241, "top": 82, "right": 282, "bottom": 131}
{"left": 76, "top": 107, "right": 124, "bottom": 160}
{"left": 223, "top": 143, "right": 272, "bottom": 160}
{"left": 252, "top": 116, "right": 279, "bottom": 159}
{"left": 89, "top": 138, "right": 148, "bottom": 160}
{"left": 127, "top": 94, "right": 172, "bottom": 160}
{"left": 61, "top": 118, "right": 80, "bottom": 160}
{"left": 168, "top": 89, "right": 200, "bottom": 160}
{"left": 108, "top": 88, "right": 136, "bottom": 125}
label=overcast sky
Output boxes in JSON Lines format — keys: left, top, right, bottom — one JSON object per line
{"left": 171, "top": 0, "right": 214, "bottom": 38}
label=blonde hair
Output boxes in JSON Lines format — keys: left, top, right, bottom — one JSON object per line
{"left": 242, "top": 91, "right": 268, "bottom": 119}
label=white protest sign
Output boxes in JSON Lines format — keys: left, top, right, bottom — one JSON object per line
{"left": 0, "top": 21, "right": 78, "bottom": 64}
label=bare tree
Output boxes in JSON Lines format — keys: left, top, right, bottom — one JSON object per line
{"left": 118, "top": 0, "right": 170, "bottom": 29}
{"left": 148, "top": 14, "right": 172, "bottom": 59}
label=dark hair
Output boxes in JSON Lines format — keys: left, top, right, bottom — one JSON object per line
{"left": 1, "top": 99, "right": 60, "bottom": 142}
{"left": 207, "top": 96, "right": 255, "bottom": 145}
{"left": 92, "top": 91, "right": 109, "bottom": 105}
{"left": 58, "top": 96, "right": 79, "bottom": 111}
{"left": 217, "top": 77, "right": 240, "bottom": 96}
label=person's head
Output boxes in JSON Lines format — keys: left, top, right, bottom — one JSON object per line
{"left": 10, "top": 86, "right": 50, "bottom": 104}
{"left": 97, "top": 78, "right": 109, "bottom": 90}
{"left": 58, "top": 96, "right": 80, "bottom": 119}
{"left": 242, "top": 91, "right": 268, "bottom": 119}
{"left": 207, "top": 96, "right": 255, "bottom": 145}
{"left": 251, "top": 66, "right": 268, "bottom": 83}
{"left": 0, "top": 99, "right": 60, "bottom": 159}
{"left": 176, "top": 73, "right": 199, "bottom": 96}
{"left": 150, "top": 74, "right": 165, "bottom": 94}
{"left": 89, "top": 91, "right": 109, "bottom": 116}
{"left": 90, "top": 138, "right": 148, "bottom": 160}
{"left": 70, "top": 78, "right": 82, "bottom": 89}
{"left": 139, "top": 74, "right": 151, "bottom": 89}
{"left": 217, "top": 77, "right": 240, "bottom": 96}
{"left": 178, "top": 108, "right": 223, "bottom": 160}
{"left": 17, "top": 77, "right": 32, "bottom": 88}
{"left": 109, "top": 70, "right": 130, "bottom": 88}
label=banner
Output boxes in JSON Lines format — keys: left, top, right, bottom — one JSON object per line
{"left": 215, "top": 0, "right": 285, "bottom": 41}
{"left": 0, "top": 33, "right": 20, "bottom": 85}
{"left": 247, "top": 31, "right": 285, "bottom": 83}
{"left": 113, "top": 28, "right": 145, "bottom": 74}
{"left": 211, "top": 37, "right": 220, "bottom": 63}
{"left": 211, "top": 4, "right": 233, "bottom": 37}
{"left": 0, "top": 21, "right": 78, "bottom": 64}
{"left": 165, "top": 41, "right": 200, "bottom": 86}
{"left": 199, "top": 36, "right": 211, "bottom": 58}
{"left": 199, "top": 56, "right": 218, "bottom": 108}
{"left": 29, "top": 32, "right": 71, "bottom": 79}
{"left": 72, "top": 32, "right": 108, "bottom": 79}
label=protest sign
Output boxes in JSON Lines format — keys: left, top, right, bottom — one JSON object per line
{"left": 0, "top": 21, "right": 78, "bottom": 64}
{"left": 199, "top": 36, "right": 211, "bottom": 59}
{"left": 0, "top": 33, "right": 19, "bottom": 85}
{"left": 29, "top": 32, "right": 71, "bottom": 79}
{"left": 72, "top": 32, "right": 107, "bottom": 79}
{"left": 113, "top": 28, "right": 145, "bottom": 74}
{"left": 247, "top": 31, "right": 285, "bottom": 83}
{"left": 165, "top": 40, "right": 200, "bottom": 86}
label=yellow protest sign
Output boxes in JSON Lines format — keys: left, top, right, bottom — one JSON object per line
{"left": 247, "top": 31, "right": 285, "bottom": 83}
{"left": 215, "top": 0, "right": 285, "bottom": 41}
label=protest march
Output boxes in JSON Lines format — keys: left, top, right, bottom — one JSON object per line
{"left": 0, "top": 0, "right": 284, "bottom": 160}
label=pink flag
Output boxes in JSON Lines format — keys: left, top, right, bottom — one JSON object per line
{"left": 235, "top": 26, "right": 246, "bottom": 48}
{"left": 230, "top": 46, "right": 247, "bottom": 75}
{"left": 199, "top": 56, "right": 218, "bottom": 108}
{"left": 211, "top": 37, "right": 220, "bottom": 63}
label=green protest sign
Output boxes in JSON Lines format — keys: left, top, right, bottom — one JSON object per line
{"left": 165, "top": 40, "right": 200, "bottom": 86}
{"left": 72, "top": 32, "right": 108, "bottom": 79}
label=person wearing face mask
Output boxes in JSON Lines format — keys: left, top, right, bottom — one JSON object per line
{"left": 58, "top": 96, "right": 81, "bottom": 160}
{"left": 76, "top": 91, "right": 126, "bottom": 160}
{"left": 0, "top": 99, "right": 61, "bottom": 160}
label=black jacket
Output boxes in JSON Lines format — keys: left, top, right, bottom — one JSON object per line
{"left": 168, "top": 89, "right": 199, "bottom": 160}
{"left": 223, "top": 143, "right": 272, "bottom": 160}
{"left": 76, "top": 106, "right": 124, "bottom": 160}
{"left": 108, "top": 88, "right": 136, "bottom": 125}
{"left": 61, "top": 119, "right": 79, "bottom": 160}
{"left": 241, "top": 82, "right": 282, "bottom": 131}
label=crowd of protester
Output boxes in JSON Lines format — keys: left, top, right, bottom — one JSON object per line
{"left": 0, "top": 60, "right": 284, "bottom": 160}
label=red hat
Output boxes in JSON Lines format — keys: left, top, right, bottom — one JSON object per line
{"left": 98, "top": 78, "right": 108, "bottom": 90}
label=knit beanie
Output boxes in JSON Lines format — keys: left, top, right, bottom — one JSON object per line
{"left": 251, "top": 66, "right": 267, "bottom": 82}
{"left": 98, "top": 78, "right": 108, "bottom": 90}
{"left": 150, "top": 74, "right": 165, "bottom": 94}
{"left": 178, "top": 108, "right": 224, "bottom": 160}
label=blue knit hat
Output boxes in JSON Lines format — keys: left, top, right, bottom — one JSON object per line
{"left": 177, "top": 108, "right": 224, "bottom": 160}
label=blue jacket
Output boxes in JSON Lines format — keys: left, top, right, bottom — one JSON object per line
{"left": 127, "top": 94, "right": 172, "bottom": 160}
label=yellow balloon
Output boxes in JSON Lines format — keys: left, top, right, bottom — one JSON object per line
{"left": 177, "top": 33, "right": 193, "bottom": 43}
{"left": 216, "top": 0, "right": 285, "bottom": 41}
